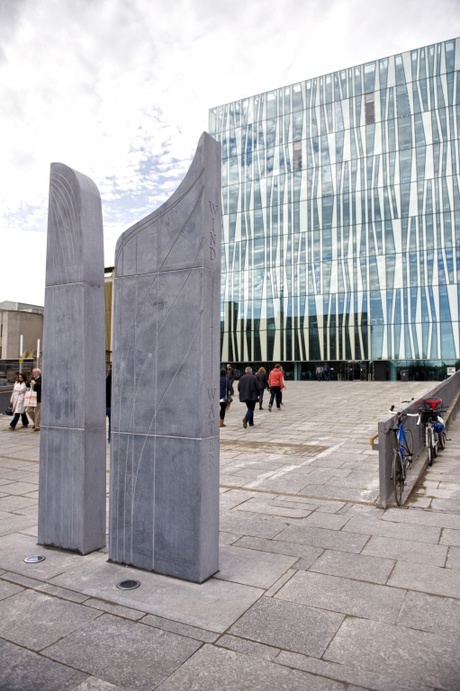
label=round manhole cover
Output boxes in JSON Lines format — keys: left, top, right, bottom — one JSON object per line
{"left": 117, "top": 579, "right": 141, "bottom": 590}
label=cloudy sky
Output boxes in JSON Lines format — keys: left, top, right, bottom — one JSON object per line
{"left": 1, "top": 0, "right": 459, "bottom": 307}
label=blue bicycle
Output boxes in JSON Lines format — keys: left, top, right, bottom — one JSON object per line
{"left": 389, "top": 406, "right": 417, "bottom": 506}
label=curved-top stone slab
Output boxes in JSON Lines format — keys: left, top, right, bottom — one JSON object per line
{"left": 38, "top": 163, "right": 106, "bottom": 555}
{"left": 109, "top": 132, "right": 221, "bottom": 582}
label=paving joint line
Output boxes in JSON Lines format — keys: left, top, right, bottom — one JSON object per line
{"left": 219, "top": 483, "right": 379, "bottom": 506}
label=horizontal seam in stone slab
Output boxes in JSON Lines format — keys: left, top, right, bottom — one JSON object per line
{"left": 0, "top": 572, "right": 92, "bottom": 603}
{"left": 0, "top": 456, "right": 39, "bottom": 465}
{"left": 220, "top": 484, "right": 379, "bottom": 507}
{"left": 83, "top": 597, "right": 147, "bottom": 619}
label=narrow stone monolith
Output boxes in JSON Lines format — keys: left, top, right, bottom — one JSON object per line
{"left": 38, "top": 163, "right": 106, "bottom": 554}
{"left": 109, "top": 132, "right": 221, "bottom": 582}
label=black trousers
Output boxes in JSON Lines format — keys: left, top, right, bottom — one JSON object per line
{"left": 10, "top": 412, "right": 29, "bottom": 428}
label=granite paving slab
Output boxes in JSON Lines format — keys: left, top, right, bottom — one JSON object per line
{"left": 215, "top": 545, "right": 297, "bottom": 587}
{"left": 0, "top": 579, "right": 24, "bottom": 600}
{"left": 73, "top": 678, "right": 121, "bottom": 690}
{"left": 0, "top": 459, "right": 38, "bottom": 469}
{"left": 0, "top": 495, "right": 37, "bottom": 512}
{"left": 382, "top": 507, "right": 460, "bottom": 529}
{"left": 324, "top": 616, "right": 460, "bottom": 691}
{"left": 0, "top": 513, "right": 38, "bottom": 536}
{"left": 342, "top": 515, "right": 442, "bottom": 543}
{"left": 276, "top": 650, "right": 433, "bottom": 691}
{"left": 142, "top": 614, "right": 219, "bottom": 643}
{"left": 440, "top": 528, "right": 460, "bottom": 546}
{"left": 219, "top": 489, "right": 257, "bottom": 510}
{"left": 418, "top": 486, "right": 460, "bottom": 499}
{"left": 44, "top": 613, "right": 201, "bottom": 691}
{"left": 219, "top": 511, "right": 288, "bottom": 539}
{"left": 293, "top": 511, "right": 352, "bottom": 530}
{"left": 276, "top": 524, "right": 370, "bottom": 553}
{"left": 48, "top": 559, "right": 264, "bottom": 633}
{"left": 228, "top": 596, "right": 344, "bottom": 657}
{"left": 0, "top": 532, "right": 103, "bottom": 580}
{"left": 217, "top": 633, "right": 281, "bottom": 661}
{"left": 233, "top": 496, "right": 314, "bottom": 519}
{"left": 0, "top": 589, "right": 101, "bottom": 649}
{"left": 0, "top": 481, "right": 38, "bottom": 495}
{"left": 0, "top": 470, "right": 39, "bottom": 483}
{"left": 397, "top": 590, "right": 460, "bottom": 636}
{"left": 308, "top": 548, "right": 395, "bottom": 584}
{"left": 361, "top": 534, "right": 448, "bottom": 566}
{"left": 387, "top": 559, "right": 460, "bottom": 597}
{"left": 431, "top": 498, "right": 460, "bottom": 511}
{"left": 275, "top": 570, "right": 406, "bottom": 623}
{"left": 244, "top": 474, "right": 319, "bottom": 494}
{"left": 288, "top": 483, "right": 379, "bottom": 502}
{"left": 447, "top": 545, "right": 460, "bottom": 569}
{"left": 278, "top": 496, "right": 348, "bottom": 513}
{"left": 0, "top": 638, "right": 87, "bottom": 691}
{"left": 234, "top": 535, "right": 323, "bottom": 565}
{"left": 156, "top": 644, "right": 345, "bottom": 690}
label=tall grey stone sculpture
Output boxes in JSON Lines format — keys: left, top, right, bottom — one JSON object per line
{"left": 109, "top": 132, "right": 221, "bottom": 582}
{"left": 38, "top": 163, "right": 106, "bottom": 555}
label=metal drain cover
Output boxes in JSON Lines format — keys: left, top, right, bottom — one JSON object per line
{"left": 24, "top": 555, "right": 46, "bottom": 564}
{"left": 117, "top": 579, "right": 141, "bottom": 590}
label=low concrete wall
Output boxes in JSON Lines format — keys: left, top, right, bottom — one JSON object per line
{"left": 379, "top": 370, "right": 460, "bottom": 508}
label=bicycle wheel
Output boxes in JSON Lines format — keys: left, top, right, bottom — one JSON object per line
{"left": 438, "top": 430, "right": 447, "bottom": 451}
{"left": 427, "top": 427, "right": 435, "bottom": 466}
{"left": 393, "top": 451, "right": 404, "bottom": 506}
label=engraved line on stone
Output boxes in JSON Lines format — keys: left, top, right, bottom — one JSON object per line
{"left": 115, "top": 170, "right": 204, "bottom": 264}
{"left": 51, "top": 173, "right": 79, "bottom": 282}
{"left": 118, "top": 186, "right": 205, "bottom": 433}
{"left": 117, "top": 187, "right": 207, "bottom": 560}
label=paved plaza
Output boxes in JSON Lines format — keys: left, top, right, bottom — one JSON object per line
{"left": 0, "top": 380, "right": 459, "bottom": 690}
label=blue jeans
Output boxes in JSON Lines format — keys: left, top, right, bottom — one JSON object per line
{"left": 243, "top": 400, "right": 257, "bottom": 426}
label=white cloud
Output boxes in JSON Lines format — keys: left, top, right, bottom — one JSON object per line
{"left": 1, "top": 0, "right": 459, "bottom": 304}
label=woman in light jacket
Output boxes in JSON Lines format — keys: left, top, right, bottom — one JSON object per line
{"left": 9, "top": 372, "right": 30, "bottom": 430}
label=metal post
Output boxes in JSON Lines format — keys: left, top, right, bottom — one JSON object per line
{"left": 19, "top": 334, "right": 23, "bottom": 373}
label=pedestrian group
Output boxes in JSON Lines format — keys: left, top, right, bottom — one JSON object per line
{"left": 219, "top": 363, "right": 286, "bottom": 430}
{"left": 8, "top": 368, "right": 42, "bottom": 431}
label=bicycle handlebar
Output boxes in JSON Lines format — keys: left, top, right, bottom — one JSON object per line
{"left": 389, "top": 405, "right": 419, "bottom": 418}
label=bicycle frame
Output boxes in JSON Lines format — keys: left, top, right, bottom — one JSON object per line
{"left": 396, "top": 423, "right": 412, "bottom": 463}
{"left": 418, "top": 400, "right": 446, "bottom": 466}
{"left": 389, "top": 407, "right": 416, "bottom": 506}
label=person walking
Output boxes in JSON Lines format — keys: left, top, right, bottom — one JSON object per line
{"left": 238, "top": 366, "right": 260, "bottom": 428}
{"left": 267, "top": 363, "right": 284, "bottom": 411}
{"left": 27, "top": 368, "right": 42, "bottom": 431}
{"left": 8, "top": 372, "right": 30, "bottom": 430}
{"left": 219, "top": 368, "right": 231, "bottom": 427}
{"left": 256, "top": 366, "right": 268, "bottom": 409}
{"left": 279, "top": 365, "right": 286, "bottom": 405}
{"left": 226, "top": 364, "right": 235, "bottom": 395}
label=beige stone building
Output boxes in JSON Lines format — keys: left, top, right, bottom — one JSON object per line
{"left": 0, "top": 302, "right": 44, "bottom": 382}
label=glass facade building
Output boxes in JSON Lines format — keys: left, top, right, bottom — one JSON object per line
{"left": 209, "top": 38, "right": 460, "bottom": 380}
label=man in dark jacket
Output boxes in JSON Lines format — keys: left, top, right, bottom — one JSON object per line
{"left": 238, "top": 366, "right": 260, "bottom": 429}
